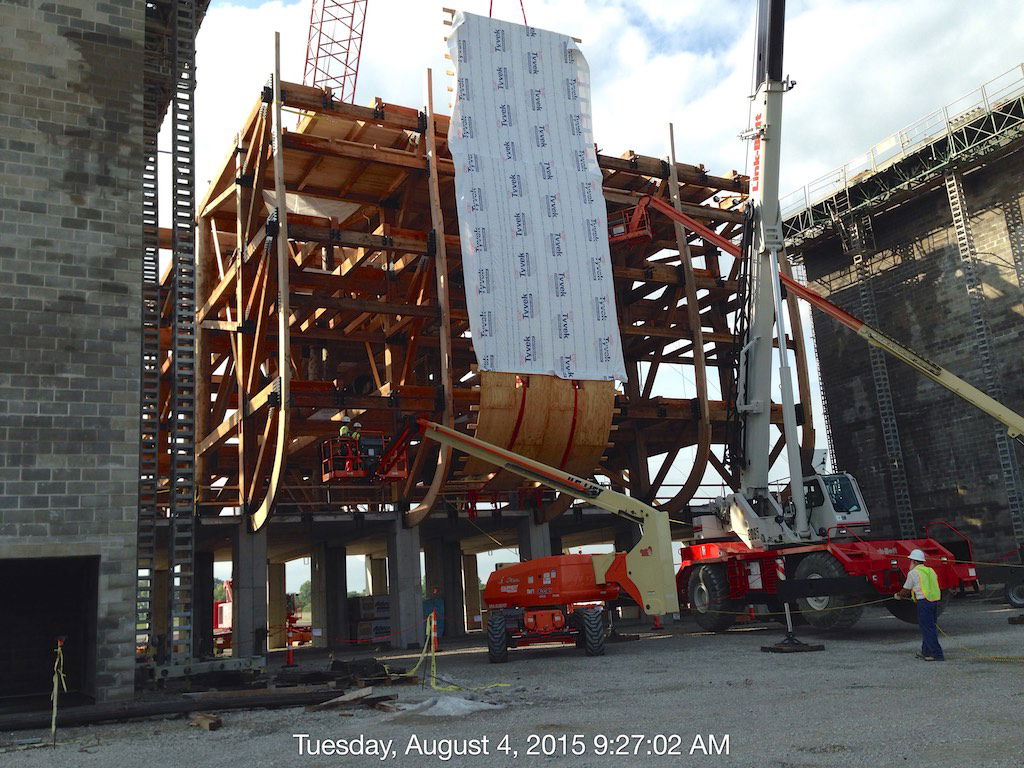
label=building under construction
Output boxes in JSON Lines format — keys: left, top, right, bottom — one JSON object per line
{"left": 784, "top": 65, "right": 1024, "bottom": 558}
{"left": 1, "top": 0, "right": 1021, "bottom": 710}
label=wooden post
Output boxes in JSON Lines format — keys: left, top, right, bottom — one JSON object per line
{"left": 250, "top": 31, "right": 292, "bottom": 531}
{"left": 667, "top": 123, "right": 711, "bottom": 503}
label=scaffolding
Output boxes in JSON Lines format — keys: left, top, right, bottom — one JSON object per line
{"left": 783, "top": 63, "right": 1024, "bottom": 249}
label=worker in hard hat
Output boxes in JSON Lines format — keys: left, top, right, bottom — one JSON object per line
{"left": 352, "top": 422, "right": 362, "bottom": 442}
{"left": 895, "top": 549, "right": 945, "bottom": 661}
{"left": 338, "top": 415, "right": 352, "bottom": 438}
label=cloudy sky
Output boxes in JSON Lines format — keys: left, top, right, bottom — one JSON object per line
{"left": 191, "top": 0, "right": 1024, "bottom": 200}
{"left": 191, "top": 0, "right": 1024, "bottom": 589}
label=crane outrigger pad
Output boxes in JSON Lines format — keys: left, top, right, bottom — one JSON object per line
{"left": 761, "top": 632, "right": 825, "bottom": 653}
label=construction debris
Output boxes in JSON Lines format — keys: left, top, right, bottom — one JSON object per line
{"left": 304, "top": 687, "right": 399, "bottom": 713}
{"left": 189, "top": 712, "right": 223, "bottom": 731}
{"left": 304, "top": 686, "right": 374, "bottom": 711}
{"left": 391, "top": 696, "right": 503, "bottom": 719}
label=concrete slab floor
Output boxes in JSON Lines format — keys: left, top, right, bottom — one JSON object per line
{"left": 4, "top": 600, "right": 1023, "bottom": 768}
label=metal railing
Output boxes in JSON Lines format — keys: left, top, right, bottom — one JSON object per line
{"left": 780, "top": 63, "right": 1024, "bottom": 221}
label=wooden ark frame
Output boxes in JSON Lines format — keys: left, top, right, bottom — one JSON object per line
{"left": 159, "top": 76, "right": 815, "bottom": 530}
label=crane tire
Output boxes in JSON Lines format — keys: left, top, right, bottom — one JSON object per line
{"left": 1006, "top": 577, "right": 1024, "bottom": 609}
{"left": 885, "top": 591, "right": 949, "bottom": 624}
{"left": 688, "top": 564, "right": 738, "bottom": 632}
{"left": 793, "top": 552, "right": 864, "bottom": 630}
{"left": 582, "top": 608, "right": 606, "bottom": 656}
{"left": 487, "top": 612, "right": 509, "bottom": 663}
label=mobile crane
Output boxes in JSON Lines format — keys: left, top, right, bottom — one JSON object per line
{"left": 662, "top": 0, "right": 1007, "bottom": 631}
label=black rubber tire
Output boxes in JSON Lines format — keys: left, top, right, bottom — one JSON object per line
{"left": 886, "top": 592, "right": 949, "bottom": 624}
{"left": 688, "top": 564, "right": 738, "bottom": 632}
{"left": 486, "top": 612, "right": 509, "bottom": 663}
{"left": 793, "top": 552, "right": 865, "bottom": 630}
{"left": 582, "top": 608, "right": 606, "bottom": 656}
{"left": 1005, "top": 577, "right": 1024, "bottom": 609}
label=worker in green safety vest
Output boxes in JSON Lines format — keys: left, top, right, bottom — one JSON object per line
{"left": 896, "top": 549, "right": 944, "bottom": 661}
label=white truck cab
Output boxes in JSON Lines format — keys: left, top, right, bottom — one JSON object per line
{"left": 802, "top": 473, "right": 871, "bottom": 535}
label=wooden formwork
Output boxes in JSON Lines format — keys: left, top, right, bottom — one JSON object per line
{"left": 165, "top": 78, "right": 814, "bottom": 529}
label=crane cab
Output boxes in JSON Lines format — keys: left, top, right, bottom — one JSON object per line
{"left": 802, "top": 473, "right": 871, "bottom": 535}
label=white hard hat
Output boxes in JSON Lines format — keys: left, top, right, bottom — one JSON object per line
{"left": 908, "top": 549, "right": 926, "bottom": 562}
{"left": 341, "top": 415, "right": 351, "bottom": 423}
{"left": 354, "top": 422, "right": 361, "bottom": 428}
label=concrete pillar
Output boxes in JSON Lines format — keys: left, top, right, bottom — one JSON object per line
{"left": 424, "top": 538, "right": 466, "bottom": 638}
{"left": 365, "top": 556, "right": 388, "bottom": 596}
{"left": 386, "top": 519, "right": 422, "bottom": 649}
{"left": 516, "top": 516, "right": 552, "bottom": 560}
{"left": 267, "top": 562, "right": 288, "bottom": 650}
{"left": 311, "top": 544, "right": 348, "bottom": 649}
{"left": 193, "top": 552, "right": 215, "bottom": 658}
{"left": 232, "top": 522, "right": 268, "bottom": 659}
{"left": 463, "top": 554, "right": 483, "bottom": 630}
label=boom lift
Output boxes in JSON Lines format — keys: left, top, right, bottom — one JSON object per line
{"left": 417, "top": 419, "right": 678, "bottom": 662}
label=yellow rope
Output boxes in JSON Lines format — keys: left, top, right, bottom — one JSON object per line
{"left": 384, "top": 614, "right": 509, "bottom": 692}
{"left": 698, "top": 596, "right": 893, "bottom": 617}
{"left": 936, "top": 625, "right": 1024, "bottom": 664}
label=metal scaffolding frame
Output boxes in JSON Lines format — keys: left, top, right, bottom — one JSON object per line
{"left": 783, "top": 64, "right": 1024, "bottom": 249}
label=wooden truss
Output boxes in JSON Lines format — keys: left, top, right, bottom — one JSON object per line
{"left": 163, "top": 75, "right": 815, "bottom": 529}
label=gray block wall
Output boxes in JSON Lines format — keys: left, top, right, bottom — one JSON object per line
{"left": 802, "top": 147, "right": 1024, "bottom": 558}
{"left": 0, "top": 0, "right": 144, "bottom": 702}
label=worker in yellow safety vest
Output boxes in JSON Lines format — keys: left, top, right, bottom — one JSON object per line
{"left": 338, "top": 416, "right": 352, "bottom": 439}
{"left": 896, "top": 549, "right": 944, "bottom": 661}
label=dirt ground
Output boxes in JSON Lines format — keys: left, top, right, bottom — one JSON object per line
{"left": 4, "top": 599, "right": 1023, "bottom": 768}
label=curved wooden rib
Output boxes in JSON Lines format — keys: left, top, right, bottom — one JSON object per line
{"left": 659, "top": 141, "right": 711, "bottom": 513}
{"left": 405, "top": 69, "right": 453, "bottom": 527}
{"left": 251, "top": 40, "right": 291, "bottom": 532}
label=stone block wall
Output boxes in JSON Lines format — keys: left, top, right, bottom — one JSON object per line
{"left": 802, "top": 147, "right": 1024, "bottom": 558}
{"left": 0, "top": 0, "right": 145, "bottom": 702}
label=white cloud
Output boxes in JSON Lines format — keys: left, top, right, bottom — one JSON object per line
{"left": 173, "top": 0, "right": 1023, "bottom": 202}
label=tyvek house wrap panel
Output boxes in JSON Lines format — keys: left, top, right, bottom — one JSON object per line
{"left": 446, "top": 11, "right": 627, "bottom": 382}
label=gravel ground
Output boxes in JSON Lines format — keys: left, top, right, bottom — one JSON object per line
{"left": 4, "top": 600, "right": 1023, "bottom": 768}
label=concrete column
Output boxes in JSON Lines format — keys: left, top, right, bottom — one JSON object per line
{"left": 386, "top": 519, "right": 422, "bottom": 649}
{"left": 365, "top": 556, "right": 388, "bottom": 595}
{"left": 463, "top": 554, "right": 483, "bottom": 630}
{"left": 516, "top": 516, "right": 552, "bottom": 560}
{"left": 232, "top": 522, "right": 268, "bottom": 659}
{"left": 424, "top": 538, "right": 466, "bottom": 638}
{"left": 267, "top": 562, "right": 288, "bottom": 650}
{"left": 193, "top": 552, "right": 215, "bottom": 658}
{"left": 311, "top": 544, "right": 348, "bottom": 649}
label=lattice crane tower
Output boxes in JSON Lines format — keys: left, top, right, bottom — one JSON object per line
{"left": 304, "top": 0, "right": 368, "bottom": 102}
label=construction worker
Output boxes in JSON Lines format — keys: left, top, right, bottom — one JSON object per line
{"left": 338, "top": 415, "right": 352, "bottom": 438}
{"left": 896, "top": 549, "right": 945, "bottom": 661}
{"left": 351, "top": 422, "right": 362, "bottom": 442}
